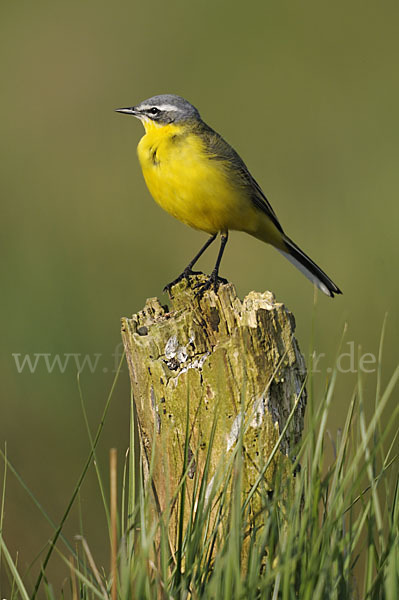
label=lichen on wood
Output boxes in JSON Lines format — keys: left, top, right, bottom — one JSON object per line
{"left": 121, "top": 276, "right": 307, "bottom": 542}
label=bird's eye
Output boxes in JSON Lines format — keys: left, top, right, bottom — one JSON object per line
{"left": 149, "top": 107, "right": 160, "bottom": 115}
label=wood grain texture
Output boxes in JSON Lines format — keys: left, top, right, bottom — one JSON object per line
{"left": 121, "top": 276, "right": 307, "bottom": 543}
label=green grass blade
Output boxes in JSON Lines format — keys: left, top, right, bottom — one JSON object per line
{"left": 31, "top": 353, "right": 124, "bottom": 600}
{"left": 0, "top": 533, "right": 30, "bottom": 600}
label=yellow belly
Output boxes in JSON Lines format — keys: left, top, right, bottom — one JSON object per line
{"left": 137, "top": 124, "right": 259, "bottom": 234}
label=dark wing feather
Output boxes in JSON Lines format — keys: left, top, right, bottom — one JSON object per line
{"left": 196, "top": 122, "right": 284, "bottom": 234}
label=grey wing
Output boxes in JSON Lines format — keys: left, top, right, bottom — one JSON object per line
{"left": 198, "top": 123, "right": 284, "bottom": 234}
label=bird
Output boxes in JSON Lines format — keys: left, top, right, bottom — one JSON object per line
{"left": 116, "top": 94, "right": 341, "bottom": 298}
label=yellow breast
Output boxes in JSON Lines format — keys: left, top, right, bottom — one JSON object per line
{"left": 136, "top": 122, "right": 258, "bottom": 234}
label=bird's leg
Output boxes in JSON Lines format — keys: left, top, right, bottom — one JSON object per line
{"left": 195, "top": 232, "right": 229, "bottom": 297}
{"left": 163, "top": 233, "right": 217, "bottom": 294}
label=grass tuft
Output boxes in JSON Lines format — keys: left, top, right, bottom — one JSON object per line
{"left": 1, "top": 347, "right": 398, "bottom": 599}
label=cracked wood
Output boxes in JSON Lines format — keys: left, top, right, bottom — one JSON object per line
{"left": 121, "top": 275, "right": 307, "bottom": 543}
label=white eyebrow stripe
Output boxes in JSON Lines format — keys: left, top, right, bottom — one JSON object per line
{"left": 139, "top": 104, "right": 182, "bottom": 112}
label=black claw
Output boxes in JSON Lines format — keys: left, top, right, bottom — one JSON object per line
{"left": 163, "top": 269, "right": 203, "bottom": 295}
{"left": 194, "top": 271, "right": 228, "bottom": 299}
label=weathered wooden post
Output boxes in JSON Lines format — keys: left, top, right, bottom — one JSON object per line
{"left": 121, "top": 276, "right": 307, "bottom": 544}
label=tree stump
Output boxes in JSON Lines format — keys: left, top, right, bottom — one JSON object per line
{"left": 121, "top": 276, "right": 307, "bottom": 544}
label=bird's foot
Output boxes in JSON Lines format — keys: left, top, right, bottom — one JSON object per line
{"left": 194, "top": 270, "right": 228, "bottom": 299}
{"left": 163, "top": 268, "right": 203, "bottom": 296}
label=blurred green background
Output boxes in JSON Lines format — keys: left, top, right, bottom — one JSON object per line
{"left": 1, "top": 0, "right": 398, "bottom": 593}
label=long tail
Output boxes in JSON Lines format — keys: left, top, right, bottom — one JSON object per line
{"left": 278, "top": 236, "right": 342, "bottom": 298}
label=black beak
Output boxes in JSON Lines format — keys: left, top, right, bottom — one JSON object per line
{"left": 115, "top": 107, "right": 138, "bottom": 116}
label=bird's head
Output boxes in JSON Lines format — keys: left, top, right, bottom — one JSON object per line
{"left": 116, "top": 94, "right": 201, "bottom": 130}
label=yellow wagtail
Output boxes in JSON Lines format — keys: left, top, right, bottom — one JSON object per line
{"left": 116, "top": 94, "right": 341, "bottom": 298}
